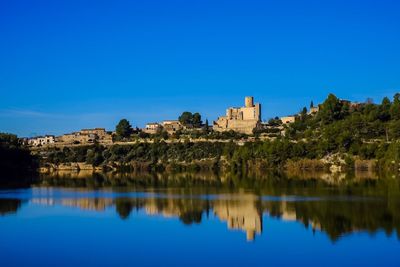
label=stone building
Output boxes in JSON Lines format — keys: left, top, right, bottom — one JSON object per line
{"left": 162, "top": 120, "right": 183, "bottom": 133}
{"left": 58, "top": 128, "right": 112, "bottom": 145}
{"left": 143, "top": 121, "right": 183, "bottom": 134}
{"left": 280, "top": 116, "right": 296, "bottom": 124}
{"left": 143, "top": 123, "right": 161, "bottom": 134}
{"left": 213, "top": 96, "right": 261, "bottom": 134}
{"left": 58, "top": 132, "right": 96, "bottom": 144}
{"left": 28, "top": 135, "right": 56, "bottom": 147}
{"left": 308, "top": 106, "right": 319, "bottom": 114}
{"left": 80, "top": 128, "right": 107, "bottom": 138}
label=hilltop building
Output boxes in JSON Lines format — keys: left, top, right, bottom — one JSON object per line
{"left": 162, "top": 120, "right": 183, "bottom": 133}
{"left": 280, "top": 116, "right": 296, "bottom": 125}
{"left": 57, "top": 128, "right": 112, "bottom": 145}
{"left": 58, "top": 132, "right": 97, "bottom": 144}
{"left": 28, "top": 135, "right": 56, "bottom": 147}
{"left": 213, "top": 96, "right": 261, "bottom": 134}
{"left": 143, "top": 121, "right": 183, "bottom": 134}
{"left": 144, "top": 123, "right": 161, "bottom": 134}
{"left": 80, "top": 128, "right": 108, "bottom": 138}
{"left": 308, "top": 106, "right": 319, "bottom": 114}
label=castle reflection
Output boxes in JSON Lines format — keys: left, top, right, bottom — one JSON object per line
{"left": 213, "top": 194, "right": 262, "bottom": 241}
{"left": 15, "top": 188, "right": 399, "bottom": 242}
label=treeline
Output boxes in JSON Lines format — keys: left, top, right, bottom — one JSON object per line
{"left": 41, "top": 141, "right": 286, "bottom": 170}
{"left": 0, "top": 133, "right": 38, "bottom": 187}
{"left": 287, "top": 93, "right": 400, "bottom": 142}
{"left": 284, "top": 93, "right": 400, "bottom": 170}
{"left": 39, "top": 137, "right": 398, "bottom": 173}
{"left": 43, "top": 142, "right": 225, "bottom": 170}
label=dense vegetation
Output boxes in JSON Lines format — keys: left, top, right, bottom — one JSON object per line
{"left": 283, "top": 93, "right": 400, "bottom": 170}
{"left": 43, "top": 141, "right": 225, "bottom": 171}
{"left": 178, "top": 111, "right": 203, "bottom": 128}
{"left": 0, "top": 133, "right": 38, "bottom": 186}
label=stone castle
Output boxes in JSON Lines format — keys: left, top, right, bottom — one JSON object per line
{"left": 213, "top": 96, "right": 261, "bottom": 134}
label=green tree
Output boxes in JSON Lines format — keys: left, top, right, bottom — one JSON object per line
{"left": 300, "top": 107, "right": 308, "bottom": 121}
{"left": 389, "top": 120, "right": 400, "bottom": 139}
{"left": 192, "top": 112, "right": 202, "bottom": 127}
{"left": 379, "top": 97, "right": 391, "bottom": 122}
{"left": 0, "top": 133, "right": 38, "bottom": 183}
{"left": 179, "top": 112, "right": 193, "bottom": 126}
{"left": 318, "top": 94, "right": 344, "bottom": 123}
{"left": 390, "top": 93, "right": 400, "bottom": 120}
{"left": 138, "top": 131, "right": 150, "bottom": 139}
{"left": 116, "top": 119, "right": 133, "bottom": 139}
{"left": 161, "top": 130, "right": 169, "bottom": 140}
{"left": 179, "top": 111, "right": 203, "bottom": 128}
{"left": 0, "top": 133, "right": 20, "bottom": 148}
{"left": 116, "top": 200, "right": 133, "bottom": 220}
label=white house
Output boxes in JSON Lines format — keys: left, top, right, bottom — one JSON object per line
{"left": 28, "top": 135, "right": 56, "bottom": 147}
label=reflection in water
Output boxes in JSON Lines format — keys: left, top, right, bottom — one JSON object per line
{"left": 61, "top": 198, "right": 114, "bottom": 211}
{"left": 1, "top": 171, "right": 399, "bottom": 242}
{"left": 213, "top": 195, "right": 262, "bottom": 241}
{"left": 263, "top": 200, "right": 400, "bottom": 241}
{"left": 0, "top": 198, "right": 22, "bottom": 216}
{"left": 1, "top": 173, "right": 400, "bottom": 267}
{"left": 3, "top": 187, "right": 398, "bottom": 242}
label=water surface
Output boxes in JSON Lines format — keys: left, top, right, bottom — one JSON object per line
{"left": 0, "top": 180, "right": 399, "bottom": 267}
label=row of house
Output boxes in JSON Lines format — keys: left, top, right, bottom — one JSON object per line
{"left": 27, "top": 135, "right": 56, "bottom": 147}
{"left": 27, "top": 128, "right": 113, "bottom": 147}
{"left": 142, "top": 96, "right": 299, "bottom": 136}
{"left": 58, "top": 128, "right": 112, "bottom": 144}
{"left": 143, "top": 97, "right": 263, "bottom": 136}
{"left": 144, "top": 97, "right": 262, "bottom": 135}
{"left": 27, "top": 96, "right": 365, "bottom": 146}
{"left": 144, "top": 120, "right": 185, "bottom": 134}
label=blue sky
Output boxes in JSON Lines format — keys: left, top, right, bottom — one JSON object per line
{"left": 0, "top": 0, "right": 399, "bottom": 137}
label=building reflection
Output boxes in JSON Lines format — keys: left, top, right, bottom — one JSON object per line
{"left": 29, "top": 191, "right": 263, "bottom": 241}
{"left": 61, "top": 198, "right": 113, "bottom": 211}
{"left": 213, "top": 195, "right": 262, "bottom": 241}
{"left": 19, "top": 189, "right": 400, "bottom": 242}
{"left": 142, "top": 193, "right": 263, "bottom": 241}
{"left": 141, "top": 192, "right": 208, "bottom": 225}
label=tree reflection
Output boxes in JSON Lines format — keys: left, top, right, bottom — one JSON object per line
{"left": 0, "top": 199, "right": 22, "bottom": 215}
{"left": 115, "top": 198, "right": 146, "bottom": 220}
{"left": 116, "top": 200, "right": 134, "bottom": 220}
{"left": 264, "top": 199, "right": 400, "bottom": 241}
{"left": 9, "top": 170, "right": 400, "bottom": 241}
{"left": 180, "top": 211, "right": 203, "bottom": 225}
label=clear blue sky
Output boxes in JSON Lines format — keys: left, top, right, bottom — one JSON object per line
{"left": 1, "top": 0, "right": 399, "bottom": 137}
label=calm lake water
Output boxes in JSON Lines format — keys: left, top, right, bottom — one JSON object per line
{"left": 0, "top": 174, "right": 400, "bottom": 267}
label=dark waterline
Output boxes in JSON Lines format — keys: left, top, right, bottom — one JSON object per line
{"left": 0, "top": 184, "right": 399, "bottom": 267}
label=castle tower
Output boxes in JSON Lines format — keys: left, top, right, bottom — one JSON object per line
{"left": 213, "top": 96, "right": 261, "bottom": 134}
{"left": 245, "top": 96, "right": 254, "bottom": 107}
